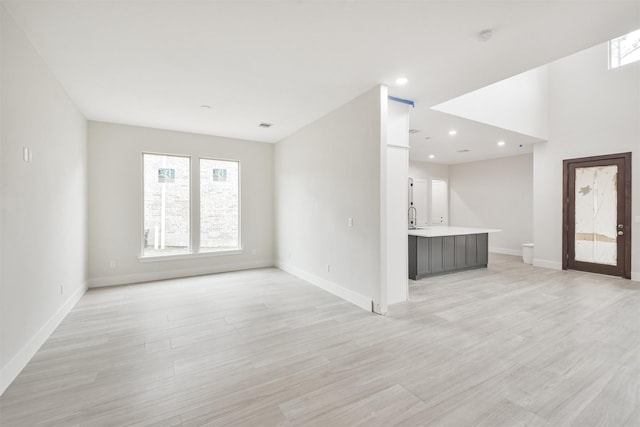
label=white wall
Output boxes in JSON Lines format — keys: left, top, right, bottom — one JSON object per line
{"left": 384, "top": 99, "right": 410, "bottom": 308}
{"left": 450, "top": 154, "right": 533, "bottom": 255}
{"left": 432, "top": 66, "right": 549, "bottom": 140}
{"left": 0, "top": 6, "right": 88, "bottom": 395}
{"left": 275, "top": 87, "right": 382, "bottom": 311}
{"left": 87, "top": 121, "right": 274, "bottom": 286}
{"left": 533, "top": 43, "right": 640, "bottom": 274}
{"left": 409, "top": 160, "right": 449, "bottom": 181}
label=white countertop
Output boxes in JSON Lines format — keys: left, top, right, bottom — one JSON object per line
{"left": 408, "top": 226, "right": 501, "bottom": 238}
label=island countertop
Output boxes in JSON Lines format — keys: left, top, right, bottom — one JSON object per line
{"left": 408, "top": 226, "right": 501, "bottom": 238}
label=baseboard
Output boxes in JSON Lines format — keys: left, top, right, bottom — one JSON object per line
{"left": 489, "top": 247, "right": 522, "bottom": 256}
{"left": 0, "top": 282, "right": 87, "bottom": 396}
{"left": 276, "top": 261, "right": 373, "bottom": 312}
{"left": 87, "top": 259, "right": 275, "bottom": 288}
{"left": 532, "top": 262, "right": 638, "bottom": 280}
{"left": 533, "top": 259, "right": 562, "bottom": 270}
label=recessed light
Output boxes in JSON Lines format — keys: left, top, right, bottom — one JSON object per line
{"left": 428, "top": 154, "right": 435, "bottom": 159}
{"left": 449, "top": 130, "right": 457, "bottom": 136}
{"left": 497, "top": 140, "right": 506, "bottom": 146}
{"left": 396, "top": 77, "right": 408, "bottom": 85}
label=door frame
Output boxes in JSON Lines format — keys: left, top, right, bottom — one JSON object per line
{"left": 429, "top": 177, "right": 449, "bottom": 226}
{"left": 411, "top": 178, "right": 429, "bottom": 227}
{"left": 562, "top": 152, "right": 631, "bottom": 278}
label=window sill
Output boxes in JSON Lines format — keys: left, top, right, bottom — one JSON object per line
{"left": 138, "top": 249, "right": 243, "bottom": 263}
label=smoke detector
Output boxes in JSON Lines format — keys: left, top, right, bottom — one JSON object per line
{"left": 409, "top": 129, "right": 421, "bottom": 134}
{"left": 258, "top": 122, "right": 273, "bottom": 128}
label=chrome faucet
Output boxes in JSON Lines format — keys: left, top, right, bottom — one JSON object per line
{"left": 408, "top": 206, "right": 417, "bottom": 229}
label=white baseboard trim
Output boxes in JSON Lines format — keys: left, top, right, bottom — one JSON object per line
{"left": 631, "top": 272, "right": 640, "bottom": 282}
{"left": 0, "top": 282, "right": 87, "bottom": 396}
{"left": 87, "top": 259, "right": 275, "bottom": 288}
{"left": 277, "top": 261, "right": 372, "bottom": 312}
{"left": 489, "top": 247, "right": 522, "bottom": 257}
{"left": 533, "top": 259, "right": 562, "bottom": 270}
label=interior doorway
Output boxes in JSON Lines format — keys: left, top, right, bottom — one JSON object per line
{"left": 430, "top": 179, "right": 449, "bottom": 225}
{"left": 563, "top": 153, "right": 631, "bottom": 278}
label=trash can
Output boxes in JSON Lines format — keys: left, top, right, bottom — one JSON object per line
{"left": 522, "top": 243, "right": 534, "bottom": 264}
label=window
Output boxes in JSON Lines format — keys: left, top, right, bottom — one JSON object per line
{"left": 143, "top": 154, "right": 191, "bottom": 256}
{"left": 609, "top": 28, "right": 640, "bottom": 69}
{"left": 142, "top": 153, "right": 240, "bottom": 258}
{"left": 200, "top": 158, "right": 240, "bottom": 251}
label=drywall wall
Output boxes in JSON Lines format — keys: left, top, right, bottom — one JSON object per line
{"left": 450, "top": 154, "right": 533, "bottom": 255}
{"left": 384, "top": 98, "right": 410, "bottom": 308}
{"left": 533, "top": 43, "right": 640, "bottom": 275}
{"left": 432, "top": 66, "right": 549, "bottom": 140}
{"left": 0, "top": 6, "right": 87, "bottom": 395}
{"left": 409, "top": 160, "right": 449, "bottom": 181}
{"left": 275, "top": 87, "right": 382, "bottom": 310}
{"left": 88, "top": 122, "right": 274, "bottom": 286}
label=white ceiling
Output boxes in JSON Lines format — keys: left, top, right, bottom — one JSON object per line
{"left": 4, "top": 1, "right": 640, "bottom": 163}
{"left": 408, "top": 109, "right": 538, "bottom": 165}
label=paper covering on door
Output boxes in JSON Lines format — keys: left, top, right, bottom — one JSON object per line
{"left": 574, "top": 165, "right": 617, "bottom": 265}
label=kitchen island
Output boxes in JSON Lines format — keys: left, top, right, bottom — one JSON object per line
{"left": 408, "top": 226, "right": 500, "bottom": 280}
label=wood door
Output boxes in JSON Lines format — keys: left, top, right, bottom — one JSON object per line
{"left": 563, "top": 153, "right": 631, "bottom": 278}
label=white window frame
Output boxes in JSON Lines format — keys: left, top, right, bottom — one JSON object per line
{"left": 608, "top": 28, "right": 640, "bottom": 69}
{"left": 198, "top": 156, "right": 242, "bottom": 254}
{"left": 139, "top": 152, "right": 242, "bottom": 262}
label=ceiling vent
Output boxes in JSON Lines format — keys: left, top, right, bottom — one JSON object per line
{"left": 457, "top": 149, "right": 471, "bottom": 153}
{"left": 259, "top": 122, "right": 273, "bottom": 128}
{"left": 478, "top": 29, "right": 493, "bottom": 42}
{"left": 408, "top": 129, "right": 420, "bottom": 134}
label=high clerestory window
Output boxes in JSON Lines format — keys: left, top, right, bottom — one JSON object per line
{"left": 609, "top": 28, "right": 640, "bottom": 69}
{"left": 142, "top": 153, "right": 240, "bottom": 258}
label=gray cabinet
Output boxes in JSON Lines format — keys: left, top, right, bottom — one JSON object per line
{"left": 408, "top": 233, "right": 488, "bottom": 280}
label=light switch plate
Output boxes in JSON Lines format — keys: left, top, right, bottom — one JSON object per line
{"left": 634, "top": 216, "right": 640, "bottom": 223}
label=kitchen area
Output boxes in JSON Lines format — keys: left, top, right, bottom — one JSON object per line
{"left": 407, "top": 165, "right": 502, "bottom": 281}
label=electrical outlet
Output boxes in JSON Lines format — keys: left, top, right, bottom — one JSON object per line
{"left": 109, "top": 260, "right": 116, "bottom": 269}
{"left": 23, "top": 147, "right": 32, "bottom": 163}
{"left": 348, "top": 217, "right": 353, "bottom": 227}
{"left": 251, "top": 249, "right": 257, "bottom": 255}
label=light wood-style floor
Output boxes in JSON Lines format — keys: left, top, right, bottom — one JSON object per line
{"left": 1, "top": 254, "right": 639, "bottom": 426}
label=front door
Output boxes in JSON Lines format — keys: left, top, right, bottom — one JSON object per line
{"left": 563, "top": 153, "right": 631, "bottom": 278}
